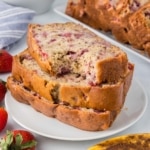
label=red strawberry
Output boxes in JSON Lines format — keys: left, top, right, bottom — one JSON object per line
{"left": 0, "top": 79, "right": 7, "bottom": 102}
{"left": 0, "top": 107, "right": 8, "bottom": 132}
{"left": 0, "top": 130, "right": 37, "bottom": 150}
{"left": 0, "top": 49, "right": 13, "bottom": 73}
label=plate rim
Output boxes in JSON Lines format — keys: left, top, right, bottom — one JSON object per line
{"left": 54, "top": 4, "right": 150, "bottom": 63}
{"left": 5, "top": 78, "right": 148, "bottom": 141}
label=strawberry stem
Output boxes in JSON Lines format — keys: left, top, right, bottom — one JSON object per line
{"left": 0, "top": 130, "right": 37, "bottom": 150}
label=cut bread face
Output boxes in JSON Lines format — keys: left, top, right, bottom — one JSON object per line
{"left": 7, "top": 76, "right": 119, "bottom": 131}
{"left": 27, "top": 22, "right": 128, "bottom": 85}
{"left": 11, "top": 49, "right": 134, "bottom": 111}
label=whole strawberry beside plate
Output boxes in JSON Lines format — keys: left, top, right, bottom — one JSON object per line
{"left": 0, "top": 79, "right": 7, "bottom": 102}
{"left": 0, "top": 49, "right": 13, "bottom": 73}
{"left": 0, "top": 107, "right": 8, "bottom": 132}
{"left": 0, "top": 130, "right": 37, "bottom": 150}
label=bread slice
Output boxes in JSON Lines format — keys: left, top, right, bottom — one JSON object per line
{"left": 27, "top": 22, "right": 128, "bottom": 84}
{"left": 11, "top": 49, "right": 134, "bottom": 111}
{"left": 110, "top": 0, "right": 150, "bottom": 43}
{"left": 7, "top": 76, "right": 120, "bottom": 131}
{"left": 127, "top": 2, "right": 150, "bottom": 55}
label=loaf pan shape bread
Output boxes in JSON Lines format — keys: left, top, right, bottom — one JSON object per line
{"left": 11, "top": 49, "right": 134, "bottom": 111}
{"left": 27, "top": 22, "right": 128, "bottom": 85}
{"left": 7, "top": 76, "right": 120, "bottom": 131}
{"left": 65, "top": 0, "right": 129, "bottom": 32}
{"left": 65, "top": 0, "right": 150, "bottom": 56}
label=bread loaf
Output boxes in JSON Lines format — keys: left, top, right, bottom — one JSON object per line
{"left": 7, "top": 76, "right": 120, "bottom": 131}
{"left": 65, "top": 0, "right": 129, "bottom": 32}
{"left": 27, "top": 22, "right": 128, "bottom": 84}
{"left": 11, "top": 49, "right": 134, "bottom": 111}
{"left": 65, "top": 0, "right": 150, "bottom": 56}
{"left": 7, "top": 22, "right": 134, "bottom": 131}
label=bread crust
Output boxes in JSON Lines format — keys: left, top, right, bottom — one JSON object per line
{"left": 27, "top": 22, "right": 128, "bottom": 84}
{"left": 11, "top": 49, "right": 134, "bottom": 111}
{"left": 7, "top": 76, "right": 119, "bottom": 131}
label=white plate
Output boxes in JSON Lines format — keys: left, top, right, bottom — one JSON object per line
{"left": 54, "top": 5, "right": 150, "bottom": 63}
{"left": 5, "top": 79, "right": 147, "bottom": 141}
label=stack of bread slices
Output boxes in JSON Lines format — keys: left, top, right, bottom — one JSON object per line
{"left": 7, "top": 22, "right": 134, "bottom": 131}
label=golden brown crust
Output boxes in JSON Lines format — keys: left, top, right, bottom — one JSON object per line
{"left": 56, "top": 105, "right": 119, "bottom": 131}
{"left": 95, "top": 55, "right": 128, "bottom": 84}
{"left": 27, "top": 24, "right": 53, "bottom": 74}
{"left": 11, "top": 49, "right": 134, "bottom": 111}
{"left": 7, "top": 76, "right": 58, "bottom": 117}
{"left": 7, "top": 76, "right": 119, "bottom": 131}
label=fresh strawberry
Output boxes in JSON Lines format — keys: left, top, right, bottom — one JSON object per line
{"left": 0, "top": 49, "right": 13, "bottom": 73}
{"left": 0, "top": 107, "right": 8, "bottom": 132}
{"left": 0, "top": 130, "right": 37, "bottom": 150}
{"left": 0, "top": 79, "right": 7, "bottom": 102}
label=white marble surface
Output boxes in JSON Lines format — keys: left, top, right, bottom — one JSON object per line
{"left": 0, "top": 0, "right": 150, "bottom": 149}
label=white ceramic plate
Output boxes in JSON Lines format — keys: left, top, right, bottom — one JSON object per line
{"left": 54, "top": 5, "right": 150, "bottom": 63}
{"left": 5, "top": 79, "right": 147, "bottom": 141}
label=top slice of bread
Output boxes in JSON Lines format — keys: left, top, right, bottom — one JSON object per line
{"left": 27, "top": 22, "right": 128, "bottom": 85}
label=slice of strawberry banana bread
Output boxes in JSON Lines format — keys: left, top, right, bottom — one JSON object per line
{"left": 127, "top": 2, "right": 150, "bottom": 55}
{"left": 110, "top": 0, "right": 150, "bottom": 43}
{"left": 27, "top": 22, "right": 128, "bottom": 85}
{"left": 7, "top": 76, "right": 120, "bottom": 131}
{"left": 11, "top": 49, "right": 134, "bottom": 112}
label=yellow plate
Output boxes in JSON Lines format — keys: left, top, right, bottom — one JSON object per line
{"left": 88, "top": 133, "right": 150, "bottom": 150}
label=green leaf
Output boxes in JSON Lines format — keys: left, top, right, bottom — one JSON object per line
{"left": 15, "top": 134, "right": 23, "bottom": 146}
{"left": 0, "top": 130, "right": 37, "bottom": 150}
{"left": 5, "top": 131, "right": 13, "bottom": 145}
{"left": 0, "top": 130, "right": 13, "bottom": 150}
{"left": 0, "top": 138, "right": 8, "bottom": 150}
{"left": 21, "top": 140, "right": 37, "bottom": 149}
